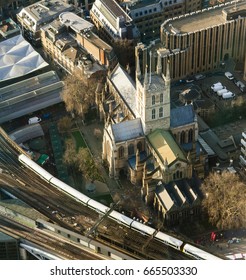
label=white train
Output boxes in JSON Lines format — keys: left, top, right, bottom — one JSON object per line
{"left": 18, "top": 154, "right": 223, "bottom": 260}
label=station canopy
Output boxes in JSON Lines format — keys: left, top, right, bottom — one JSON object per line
{"left": 0, "top": 34, "right": 48, "bottom": 82}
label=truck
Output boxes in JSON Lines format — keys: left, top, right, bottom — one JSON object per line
{"left": 222, "top": 91, "right": 235, "bottom": 99}
{"left": 211, "top": 82, "right": 222, "bottom": 89}
{"left": 212, "top": 85, "right": 225, "bottom": 93}
{"left": 28, "top": 116, "right": 41, "bottom": 125}
{"left": 217, "top": 88, "right": 228, "bottom": 96}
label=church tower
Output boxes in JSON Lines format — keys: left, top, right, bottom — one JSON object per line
{"left": 135, "top": 46, "right": 170, "bottom": 134}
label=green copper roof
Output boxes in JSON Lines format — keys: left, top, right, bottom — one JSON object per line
{"left": 147, "top": 129, "right": 187, "bottom": 165}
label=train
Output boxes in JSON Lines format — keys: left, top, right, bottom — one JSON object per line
{"left": 18, "top": 154, "right": 223, "bottom": 260}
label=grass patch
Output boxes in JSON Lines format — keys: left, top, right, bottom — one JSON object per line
{"left": 72, "top": 131, "right": 86, "bottom": 151}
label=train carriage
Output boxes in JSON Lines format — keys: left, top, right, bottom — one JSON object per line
{"left": 182, "top": 243, "right": 222, "bottom": 260}
{"left": 109, "top": 210, "right": 134, "bottom": 227}
{"left": 50, "top": 177, "right": 90, "bottom": 205}
{"left": 18, "top": 154, "right": 53, "bottom": 182}
{"left": 155, "top": 231, "right": 183, "bottom": 250}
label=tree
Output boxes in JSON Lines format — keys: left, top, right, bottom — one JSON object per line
{"left": 201, "top": 171, "right": 246, "bottom": 230}
{"left": 77, "top": 147, "right": 100, "bottom": 181}
{"left": 61, "top": 74, "right": 96, "bottom": 120}
{"left": 57, "top": 116, "right": 73, "bottom": 134}
{"left": 63, "top": 139, "right": 77, "bottom": 166}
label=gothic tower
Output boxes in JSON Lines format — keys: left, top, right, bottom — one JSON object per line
{"left": 135, "top": 46, "right": 170, "bottom": 134}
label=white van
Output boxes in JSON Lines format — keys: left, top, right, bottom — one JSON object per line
{"left": 28, "top": 117, "right": 41, "bottom": 125}
{"left": 225, "top": 72, "right": 234, "bottom": 80}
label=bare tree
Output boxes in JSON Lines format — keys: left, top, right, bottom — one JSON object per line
{"left": 61, "top": 74, "right": 96, "bottom": 120}
{"left": 57, "top": 116, "right": 73, "bottom": 134}
{"left": 201, "top": 171, "right": 246, "bottom": 229}
{"left": 63, "top": 138, "right": 77, "bottom": 166}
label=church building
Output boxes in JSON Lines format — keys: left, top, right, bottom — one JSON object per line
{"left": 99, "top": 43, "right": 205, "bottom": 225}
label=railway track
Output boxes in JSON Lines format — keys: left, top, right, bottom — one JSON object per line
{"left": 0, "top": 133, "right": 195, "bottom": 260}
{"left": 0, "top": 214, "right": 104, "bottom": 260}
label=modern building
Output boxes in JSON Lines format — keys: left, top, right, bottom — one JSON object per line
{"left": 16, "top": 0, "right": 74, "bottom": 45}
{"left": 0, "top": 71, "right": 63, "bottom": 124}
{"left": 157, "top": 0, "right": 246, "bottom": 80}
{"left": 40, "top": 12, "right": 117, "bottom": 77}
{"left": 119, "top": 0, "right": 202, "bottom": 42}
{"left": 0, "top": 34, "right": 48, "bottom": 83}
{"left": 90, "top": 0, "right": 140, "bottom": 43}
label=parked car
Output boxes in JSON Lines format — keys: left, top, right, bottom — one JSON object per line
{"left": 235, "top": 81, "right": 246, "bottom": 93}
{"left": 195, "top": 74, "right": 206, "bottom": 80}
{"left": 225, "top": 71, "right": 234, "bottom": 80}
{"left": 28, "top": 117, "right": 41, "bottom": 125}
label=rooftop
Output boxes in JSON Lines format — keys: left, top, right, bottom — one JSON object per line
{"left": 110, "top": 63, "right": 136, "bottom": 116}
{"left": 147, "top": 129, "right": 187, "bottom": 166}
{"left": 162, "top": 1, "right": 246, "bottom": 34}
{"left": 0, "top": 34, "right": 48, "bottom": 82}
{"left": 59, "top": 12, "right": 94, "bottom": 33}
{"left": 111, "top": 118, "right": 144, "bottom": 143}
{"left": 170, "top": 104, "right": 196, "bottom": 128}
{"left": 0, "top": 18, "right": 20, "bottom": 41}
{"left": 22, "top": 0, "right": 73, "bottom": 22}
{"left": 99, "top": 0, "right": 132, "bottom": 22}
{"left": 156, "top": 178, "right": 201, "bottom": 210}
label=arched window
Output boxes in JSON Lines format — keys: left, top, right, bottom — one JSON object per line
{"left": 160, "top": 93, "right": 163, "bottom": 103}
{"left": 188, "top": 128, "right": 193, "bottom": 142}
{"left": 152, "top": 95, "right": 155, "bottom": 105}
{"left": 152, "top": 109, "right": 156, "bottom": 119}
{"left": 118, "top": 146, "right": 124, "bottom": 159}
{"left": 159, "top": 107, "right": 163, "bottom": 118}
{"left": 137, "top": 141, "right": 142, "bottom": 152}
{"left": 180, "top": 131, "right": 185, "bottom": 144}
{"left": 128, "top": 144, "right": 134, "bottom": 156}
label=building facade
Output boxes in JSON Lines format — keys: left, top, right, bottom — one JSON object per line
{"left": 40, "top": 12, "right": 117, "bottom": 77}
{"left": 119, "top": 0, "right": 202, "bottom": 43}
{"left": 158, "top": 1, "right": 246, "bottom": 80}
{"left": 16, "top": 0, "right": 74, "bottom": 45}
{"left": 90, "top": 0, "right": 140, "bottom": 43}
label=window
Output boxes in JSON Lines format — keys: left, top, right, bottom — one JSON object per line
{"left": 152, "top": 95, "right": 155, "bottom": 105}
{"left": 137, "top": 141, "right": 142, "bottom": 152}
{"left": 118, "top": 146, "right": 124, "bottom": 158}
{"left": 152, "top": 109, "right": 156, "bottom": 119}
{"left": 160, "top": 93, "right": 163, "bottom": 103}
{"left": 159, "top": 107, "right": 163, "bottom": 118}
{"left": 188, "top": 129, "right": 193, "bottom": 142}
{"left": 128, "top": 144, "right": 134, "bottom": 156}
{"left": 180, "top": 131, "right": 185, "bottom": 144}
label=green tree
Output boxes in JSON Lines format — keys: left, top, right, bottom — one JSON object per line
{"left": 201, "top": 171, "right": 246, "bottom": 229}
{"left": 77, "top": 147, "right": 100, "bottom": 181}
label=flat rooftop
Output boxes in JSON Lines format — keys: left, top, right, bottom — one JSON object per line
{"left": 59, "top": 12, "right": 94, "bottom": 33}
{"left": 0, "top": 18, "right": 20, "bottom": 41}
{"left": 163, "top": 1, "right": 246, "bottom": 34}
{"left": 96, "top": 0, "right": 132, "bottom": 22}
{"left": 19, "top": 0, "right": 73, "bottom": 23}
